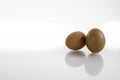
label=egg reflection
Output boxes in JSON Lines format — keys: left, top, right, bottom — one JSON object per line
{"left": 85, "top": 54, "right": 104, "bottom": 76}
{"left": 65, "top": 51, "right": 86, "bottom": 67}
{"left": 65, "top": 51, "right": 104, "bottom": 76}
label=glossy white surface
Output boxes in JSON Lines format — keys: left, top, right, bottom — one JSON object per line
{"left": 0, "top": 47, "right": 119, "bottom": 80}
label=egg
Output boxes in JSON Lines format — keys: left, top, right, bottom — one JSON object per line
{"left": 86, "top": 28, "right": 105, "bottom": 53}
{"left": 65, "top": 31, "right": 86, "bottom": 50}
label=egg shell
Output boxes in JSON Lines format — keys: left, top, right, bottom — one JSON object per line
{"left": 86, "top": 28, "right": 105, "bottom": 53}
{"left": 65, "top": 31, "right": 86, "bottom": 50}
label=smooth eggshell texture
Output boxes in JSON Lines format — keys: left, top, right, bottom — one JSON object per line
{"left": 86, "top": 28, "right": 105, "bottom": 53}
{"left": 65, "top": 31, "right": 86, "bottom": 50}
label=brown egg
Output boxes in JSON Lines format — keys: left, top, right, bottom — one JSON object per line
{"left": 86, "top": 28, "right": 105, "bottom": 53}
{"left": 65, "top": 31, "right": 86, "bottom": 50}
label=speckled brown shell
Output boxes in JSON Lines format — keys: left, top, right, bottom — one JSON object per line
{"left": 86, "top": 28, "right": 105, "bottom": 53}
{"left": 65, "top": 31, "right": 86, "bottom": 50}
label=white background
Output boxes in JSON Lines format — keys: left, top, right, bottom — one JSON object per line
{"left": 0, "top": 0, "right": 120, "bottom": 80}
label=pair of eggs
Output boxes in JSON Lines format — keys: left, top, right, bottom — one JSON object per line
{"left": 65, "top": 28, "right": 105, "bottom": 53}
